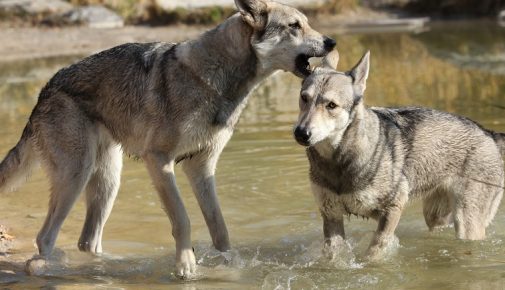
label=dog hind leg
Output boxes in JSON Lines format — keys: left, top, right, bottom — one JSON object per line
{"left": 26, "top": 96, "right": 97, "bottom": 274}
{"left": 453, "top": 180, "right": 498, "bottom": 240}
{"left": 78, "top": 131, "right": 122, "bottom": 254}
{"left": 423, "top": 189, "right": 453, "bottom": 231}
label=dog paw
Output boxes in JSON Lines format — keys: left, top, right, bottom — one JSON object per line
{"left": 175, "top": 248, "right": 196, "bottom": 279}
{"left": 365, "top": 235, "right": 399, "bottom": 262}
{"left": 25, "top": 256, "right": 48, "bottom": 276}
{"left": 364, "top": 245, "right": 383, "bottom": 261}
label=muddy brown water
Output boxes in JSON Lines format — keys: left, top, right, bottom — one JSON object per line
{"left": 1, "top": 21, "right": 505, "bottom": 289}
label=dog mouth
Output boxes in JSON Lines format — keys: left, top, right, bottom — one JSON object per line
{"left": 295, "top": 137, "right": 311, "bottom": 147}
{"left": 294, "top": 51, "right": 329, "bottom": 77}
{"left": 294, "top": 54, "right": 312, "bottom": 77}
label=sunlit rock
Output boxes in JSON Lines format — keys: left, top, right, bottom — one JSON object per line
{"left": 61, "top": 5, "right": 124, "bottom": 28}
{"left": 0, "top": 0, "right": 72, "bottom": 15}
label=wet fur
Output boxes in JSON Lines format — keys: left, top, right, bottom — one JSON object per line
{"left": 296, "top": 51, "right": 505, "bottom": 259}
{"left": 0, "top": 0, "right": 334, "bottom": 277}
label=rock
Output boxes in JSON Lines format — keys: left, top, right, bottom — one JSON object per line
{"left": 0, "top": 224, "right": 14, "bottom": 253}
{"left": 499, "top": 10, "right": 505, "bottom": 21}
{"left": 0, "top": 0, "right": 73, "bottom": 16}
{"left": 62, "top": 5, "right": 124, "bottom": 28}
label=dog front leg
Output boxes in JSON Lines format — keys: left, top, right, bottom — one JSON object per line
{"left": 311, "top": 182, "right": 347, "bottom": 255}
{"left": 366, "top": 205, "right": 403, "bottom": 260}
{"left": 323, "top": 214, "right": 345, "bottom": 243}
{"left": 144, "top": 152, "right": 195, "bottom": 278}
{"left": 182, "top": 149, "right": 230, "bottom": 252}
{"left": 321, "top": 213, "right": 347, "bottom": 260}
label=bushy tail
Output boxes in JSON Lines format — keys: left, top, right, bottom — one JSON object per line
{"left": 494, "top": 132, "right": 505, "bottom": 156}
{"left": 0, "top": 125, "right": 38, "bottom": 192}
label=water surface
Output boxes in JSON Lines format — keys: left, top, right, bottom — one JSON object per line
{"left": 1, "top": 21, "right": 505, "bottom": 289}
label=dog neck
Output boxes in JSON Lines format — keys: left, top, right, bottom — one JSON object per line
{"left": 174, "top": 14, "right": 276, "bottom": 127}
{"left": 176, "top": 14, "right": 274, "bottom": 97}
{"left": 307, "top": 103, "right": 384, "bottom": 194}
{"left": 313, "top": 103, "right": 381, "bottom": 164}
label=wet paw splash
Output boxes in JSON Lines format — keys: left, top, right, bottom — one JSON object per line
{"left": 196, "top": 245, "right": 244, "bottom": 268}
{"left": 193, "top": 245, "right": 244, "bottom": 282}
{"left": 261, "top": 270, "right": 317, "bottom": 290}
{"left": 321, "top": 236, "right": 362, "bottom": 269}
{"left": 359, "top": 234, "right": 400, "bottom": 262}
{"left": 293, "top": 237, "right": 362, "bottom": 270}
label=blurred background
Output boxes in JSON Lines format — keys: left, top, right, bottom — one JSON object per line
{"left": 0, "top": 0, "right": 504, "bottom": 26}
{"left": 2, "top": 0, "right": 505, "bottom": 289}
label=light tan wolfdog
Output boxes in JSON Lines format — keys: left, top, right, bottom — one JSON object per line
{"left": 0, "top": 0, "right": 335, "bottom": 277}
{"left": 294, "top": 50, "right": 504, "bottom": 260}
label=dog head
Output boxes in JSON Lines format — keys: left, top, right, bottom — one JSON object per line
{"left": 235, "top": 0, "right": 336, "bottom": 77}
{"left": 293, "top": 50, "right": 370, "bottom": 147}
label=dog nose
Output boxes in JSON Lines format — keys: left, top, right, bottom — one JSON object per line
{"left": 323, "top": 37, "right": 336, "bottom": 51}
{"left": 294, "top": 126, "right": 311, "bottom": 146}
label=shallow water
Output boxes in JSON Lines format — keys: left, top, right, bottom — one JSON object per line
{"left": 1, "top": 21, "right": 505, "bottom": 289}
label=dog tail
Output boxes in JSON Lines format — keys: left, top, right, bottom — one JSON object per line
{"left": 493, "top": 132, "right": 505, "bottom": 156}
{"left": 0, "top": 125, "right": 38, "bottom": 193}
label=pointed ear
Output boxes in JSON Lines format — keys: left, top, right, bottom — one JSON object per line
{"left": 321, "top": 50, "right": 339, "bottom": 70}
{"left": 349, "top": 50, "right": 370, "bottom": 96}
{"left": 234, "top": 0, "right": 268, "bottom": 29}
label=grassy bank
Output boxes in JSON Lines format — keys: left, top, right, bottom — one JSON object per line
{"left": 66, "top": 0, "right": 360, "bottom": 25}
{"left": 1, "top": 0, "right": 503, "bottom": 27}
{"left": 70, "top": 0, "right": 504, "bottom": 25}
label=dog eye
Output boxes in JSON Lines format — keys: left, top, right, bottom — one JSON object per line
{"left": 327, "top": 102, "right": 337, "bottom": 109}
{"left": 288, "top": 21, "right": 301, "bottom": 29}
{"left": 301, "top": 94, "right": 309, "bottom": 103}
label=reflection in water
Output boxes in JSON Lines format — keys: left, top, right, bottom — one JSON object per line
{"left": 1, "top": 22, "right": 505, "bottom": 289}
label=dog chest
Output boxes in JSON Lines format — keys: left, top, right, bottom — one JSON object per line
{"left": 307, "top": 147, "right": 374, "bottom": 194}
{"left": 307, "top": 146, "right": 399, "bottom": 219}
{"left": 315, "top": 184, "right": 383, "bottom": 219}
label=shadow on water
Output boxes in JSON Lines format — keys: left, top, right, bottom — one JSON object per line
{"left": 1, "top": 21, "right": 505, "bottom": 289}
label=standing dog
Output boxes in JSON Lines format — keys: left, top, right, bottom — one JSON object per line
{"left": 294, "top": 50, "right": 504, "bottom": 259}
{"left": 0, "top": 0, "right": 335, "bottom": 277}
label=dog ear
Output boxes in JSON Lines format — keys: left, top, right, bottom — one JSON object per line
{"left": 234, "top": 0, "right": 268, "bottom": 29}
{"left": 349, "top": 50, "right": 370, "bottom": 96}
{"left": 321, "top": 50, "right": 339, "bottom": 70}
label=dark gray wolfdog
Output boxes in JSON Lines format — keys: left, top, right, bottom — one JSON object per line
{"left": 294, "top": 50, "right": 504, "bottom": 260}
{"left": 0, "top": 0, "right": 336, "bottom": 277}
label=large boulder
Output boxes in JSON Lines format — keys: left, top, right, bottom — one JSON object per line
{"left": 0, "top": 0, "right": 72, "bottom": 16}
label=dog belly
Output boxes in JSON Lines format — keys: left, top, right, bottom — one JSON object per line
{"left": 100, "top": 109, "right": 235, "bottom": 161}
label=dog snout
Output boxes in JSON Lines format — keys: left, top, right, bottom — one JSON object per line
{"left": 294, "top": 126, "right": 312, "bottom": 146}
{"left": 323, "top": 37, "right": 336, "bottom": 51}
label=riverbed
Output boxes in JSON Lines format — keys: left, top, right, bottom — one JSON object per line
{"left": 1, "top": 21, "right": 505, "bottom": 289}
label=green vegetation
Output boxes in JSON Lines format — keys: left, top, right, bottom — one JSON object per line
{"left": 1, "top": 0, "right": 504, "bottom": 27}
{"left": 137, "top": 4, "right": 236, "bottom": 25}
{"left": 63, "top": 0, "right": 237, "bottom": 25}
{"left": 62, "top": 0, "right": 361, "bottom": 25}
